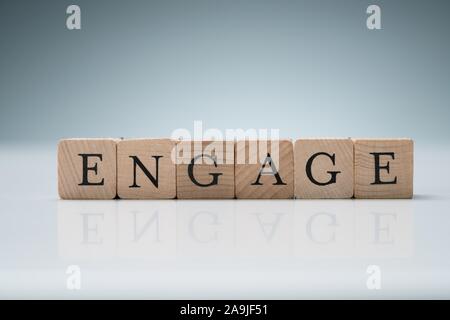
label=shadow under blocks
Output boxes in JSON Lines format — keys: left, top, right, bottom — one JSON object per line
{"left": 57, "top": 138, "right": 413, "bottom": 200}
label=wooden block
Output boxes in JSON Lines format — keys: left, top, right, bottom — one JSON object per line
{"left": 117, "top": 139, "right": 176, "bottom": 199}
{"left": 58, "top": 139, "right": 117, "bottom": 199}
{"left": 294, "top": 138, "right": 353, "bottom": 199}
{"left": 354, "top": 139, "right": 413, "bottom": 199}
{"left": 176, "top": 141, "right": 235, "bottom": 199}
{"left": 235, "top": 140, "right": 294, "bottom": 199}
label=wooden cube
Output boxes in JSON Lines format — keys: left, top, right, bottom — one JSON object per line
{"left": 58, "top": 139, "right": 117, "bottom": 199}
{"left": 354, "top": 139, "right": 413, "bottom": 199}
{"left": 235, "top": 140, "right": 294, "bottom": 199}
{"left": 294, "top": 138, "right": 353, "bottom": 199}
{"left": 176, "top": 141, "right": 235, "bottom": 199}
{"left": 117, "top": 139, "right": 176, "bottom": 199}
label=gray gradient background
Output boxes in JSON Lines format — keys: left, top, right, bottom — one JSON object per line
{"left": 2, "top": 1, "right": 450, "bottom": 299}
{"left": 0, "top": 0, "right": 449, "bottom": 143}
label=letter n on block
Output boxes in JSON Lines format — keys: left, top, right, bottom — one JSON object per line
{"left": 117, "top": 139, "right": 176, "bottom": 199}
{"left": 235, "top": 140, "right": 294, "bottom": 199}
{"left": 354, "top": 139, "right": 413, "bottom": 199}
{"left": 294, "top": 139, "right": 353, "bottom": 199}
{"left": 176, "top": 141, "right": 235, "bottom": 199}
{"left": 58, "top": 139, "right": 117, "bottom": 199}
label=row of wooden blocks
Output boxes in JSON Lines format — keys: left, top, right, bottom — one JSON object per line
{"left": 58, "top": 138, "right": 414, "bottom": 199}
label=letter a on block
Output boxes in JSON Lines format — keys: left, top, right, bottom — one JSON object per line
{"left": 117, "top": 139, "right": 176, "bottom": 199}
{"left": 235, "top": 140, "right": 294, "bottom": 199}
{"left": 58, "top": 139, "right": 117, "bottom": 199}
{"left": 354, "top": 139, "right": 413, "bottom": 199}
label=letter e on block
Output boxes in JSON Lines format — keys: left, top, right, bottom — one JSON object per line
{"left": 58, "top": 139, "right": 117, "bottom": 199}
{"left": 354, "top": 139, "right": 413, "bottom": 199}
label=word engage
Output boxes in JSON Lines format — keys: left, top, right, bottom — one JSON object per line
{"left": 58, "top": 138, "right": 413, "bottom": 200}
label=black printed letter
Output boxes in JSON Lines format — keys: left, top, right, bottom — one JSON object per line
{"left": 129, "top": 155, "right": 162, "bottom": 188}
{"left": 78, "top": 154, "right": 104, "bottom": 186}
{"left": 370, "top": 152, "right": 397, "bottom": 185}
{"left": 251, "top": 153, "right": 286, "bottom": 186}
{"left": 305, "top": 152, "right": 341, "bottom": 186}
{"left": 188, "top": 154, "right": 222, "bottom": 187}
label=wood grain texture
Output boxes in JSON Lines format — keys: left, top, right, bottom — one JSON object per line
{"left": 117, "top": 139, "right": 176, "bottom": 199}
{"left": 235, "top": 140, "right": 294, "bottom": 199}
{"left": 354, "top": 139, "right": 413, "bottom": 199}
{"left": 294, "top": 138, "right": 353, "bottom": 199}
{"left": 176, "top": 141, "right": 235, "bottom": 199}
{"left": 58, "top": 139, "right": 117, "bottom": 199}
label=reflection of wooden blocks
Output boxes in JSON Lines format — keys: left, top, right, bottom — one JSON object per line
{"left": 294, "top": 139, "right": 353, "bottom": 199}
{"left": 57, "top": 201, "right": 117, "bottom": 259}
{"left": 117, "top": 139, "right": 176, "bottom": 199}
{"left": 235, "top": 140, "right": 294, "bottom": 199}
{"left": 58, "top": 139, "right": 117, "bottom": 199}
{"left": 176, "top": 141, "right": 235, "bottom": 199}
{"left": 354, "top": 139, "right": 413, "bottom": 199}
